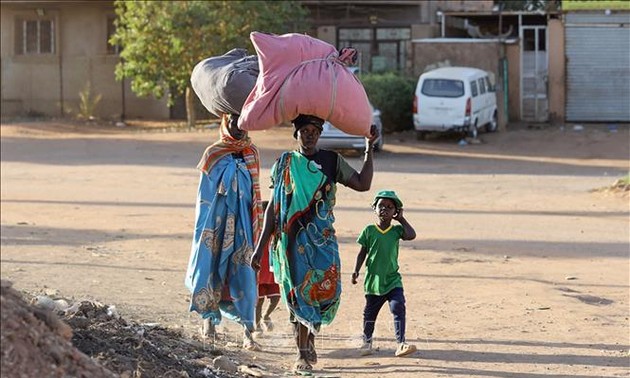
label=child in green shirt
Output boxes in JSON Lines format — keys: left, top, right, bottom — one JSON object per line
{"left": 351, "top": 190, "right": 417, "bottom": 357}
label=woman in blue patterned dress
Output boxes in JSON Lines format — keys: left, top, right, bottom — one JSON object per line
{"left": 185, "top": 114, "right": 264, "bottom": 350}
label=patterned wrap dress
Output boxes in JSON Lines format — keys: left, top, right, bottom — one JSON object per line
{"left": 185, "top": 116, "right": 263, "bottom": 331}
{"left": 269, "top": 151, "right": 343, "bottom": 335}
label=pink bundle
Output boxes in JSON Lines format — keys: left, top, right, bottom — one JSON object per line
{"left": 238, "top": 32, "right": 372, "bottom": 136}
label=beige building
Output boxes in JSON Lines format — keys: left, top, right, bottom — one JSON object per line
{"left": 302, "top": 0, "right": 495, "bottom": 73}
{"left": 1, "top": 0, "right": 168, "bottom": 120}
{"left": 409, "top": 11, "right": 564, "bottom": 127}
{"left": 301, "top": 1, "right": 567, "bottom": 126}
{"left": 4, "top": 1, "right": 623, "bottom": 124}
{"left": 2, "top": 0, "right": 495, "bottom": 121}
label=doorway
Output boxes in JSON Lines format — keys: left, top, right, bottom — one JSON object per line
{"left": 520, "top": 25, "right": 548, "bottom": 122}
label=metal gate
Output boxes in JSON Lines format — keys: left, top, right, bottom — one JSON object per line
{"left": 520, "top": 25, "right": 548, "bottom": 122}
{"left": 565, "top": 13, "right": 630, "bottom": 122}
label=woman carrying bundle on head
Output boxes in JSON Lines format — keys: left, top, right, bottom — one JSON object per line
{"left": 251, "top": 114, "right": 380, "bottom": 373}
{"left": 185, "top": 113, "right": 264, "bottom": 351}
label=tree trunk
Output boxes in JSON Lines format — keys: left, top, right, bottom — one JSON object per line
{"left": 185, "top": 86, "right": 196, "bottom": 129}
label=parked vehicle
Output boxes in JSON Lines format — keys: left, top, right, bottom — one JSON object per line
{"left": 413, "top": 66, "right": 498, "bottom": 139}
{"left": 319, "top": 104, "right": 384, "bottom": 152}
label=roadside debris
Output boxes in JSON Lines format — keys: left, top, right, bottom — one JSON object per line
{"left": 2, "top": 280, "right": 250, "bottom": 378}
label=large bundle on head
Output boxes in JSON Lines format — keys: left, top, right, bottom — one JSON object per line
{"left": 238, "top": 32, "right": 372, "bottom": 136}
{"left": 190, "top": 48, "right": 259, "bottom": 116}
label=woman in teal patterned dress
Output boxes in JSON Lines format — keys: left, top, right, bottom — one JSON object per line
{"left": 251, "top": 114, "right": 379, "bottom": 373}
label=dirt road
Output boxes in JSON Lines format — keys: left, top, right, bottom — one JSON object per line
{"left": 1, "top": 121, "right": 628, "bottom": 377}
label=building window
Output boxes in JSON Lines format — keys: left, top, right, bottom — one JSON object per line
{"left": 106, "top": 15, "right": 121, "bottom": 55}
{"left": 338, "top": 27, "right": 410, "bottom": 73}
{"left": 15, "top": 18, "right": 55, "bottom": 54}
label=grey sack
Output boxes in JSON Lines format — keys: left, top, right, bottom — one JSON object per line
{"left": 190, "top": 48, "right": 259, "bottom": 116}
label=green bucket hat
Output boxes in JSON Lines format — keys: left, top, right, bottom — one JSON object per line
{"left": 372, "top": 190, "right": 403, "bottom": 209}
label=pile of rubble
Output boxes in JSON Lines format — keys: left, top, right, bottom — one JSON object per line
{"left": 1, "top": 280, "right": 265, "bottom": 377}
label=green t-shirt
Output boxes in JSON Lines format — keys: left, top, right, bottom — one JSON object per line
{"left": 357, "top": 224, "right": 404, "bottom": 295}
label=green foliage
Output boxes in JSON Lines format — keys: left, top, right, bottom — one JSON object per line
{"left": 77, "top": 81, "right": 102, "bottom": 120}
{"left": 110, "top": 1, "right": 308, "bottom": 106}
{"left": 494, "top": 0, "right": 560, "bottom": 11}
{"left": 359, "top": 73, "right": 416, "bottom": 133}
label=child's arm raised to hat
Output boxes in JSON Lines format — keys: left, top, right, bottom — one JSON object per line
{"left": 394, "top": 208, "right": 417, "bottom": 241}
{"left": 351, "top": 246, "right": 368, "bottom": 285}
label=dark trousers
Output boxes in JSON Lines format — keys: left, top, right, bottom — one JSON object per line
{"left": 362, "top": 287, "right": 406, "bottom": 344}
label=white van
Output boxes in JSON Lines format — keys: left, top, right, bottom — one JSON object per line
{"left": 413, "top": 67, "right": 498, "bottom": 139}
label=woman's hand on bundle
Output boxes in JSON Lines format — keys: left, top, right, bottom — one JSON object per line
{"left": 365, "top": 124, "right": 380, "bottom": 152}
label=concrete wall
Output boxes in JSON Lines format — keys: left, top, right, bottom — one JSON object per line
{"left": 1, "top": 2, "right": 169, "bottom": 120}
{"left": 411, "top": 24, "right": 436, "bottom": 40}
{"left": 316, "top": 25, "right": 336, "bottom": 46}
{"left": 506, "top": 42, "right": 521, "bottom": 121}
{"left": 412, "top": 41, "right": 502, "bottom": 77}
{"left": 1, "top": 7, "right": 63, "bottom": 116}
{"left": 547, "top": 18, "right": 565, "bottom": 123}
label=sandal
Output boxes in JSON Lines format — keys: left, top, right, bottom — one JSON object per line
{"left": 243, "top": 337, "right": 262, "bottom": 351}
{"left": 243, "top": 331, "right": 262, "bottom": 351}
{"left": 292, "top": 357, "right": 313, "bottom": 374}
{"left": 395, "top": 342, "right": 417, "bottom": 357}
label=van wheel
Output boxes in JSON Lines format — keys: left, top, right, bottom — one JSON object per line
{"left": 416, "top": 131, "right": 427, "bottom": 140}
{"left": 486, "top": 112, "right": 498, "bottom": 132}
{"left": 469, "top": 122, "right": 478, "bottom": 139}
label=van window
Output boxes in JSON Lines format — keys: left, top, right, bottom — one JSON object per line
{"left": 478, "top": 78, "right": 486, "bottom": 94}
{"left": 470, "top": 80, "right": 478, "bottom": 97}
{"left": 421, "top": 79, "right": 464, "bottom": 98}
{"left": 486, "top": 76, "right": 495, "bottom": 92}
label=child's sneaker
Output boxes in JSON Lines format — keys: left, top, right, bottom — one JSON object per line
{"left": 395, "top": 342, "right": 417, "bottom": 357}
{"left": 359, "top": 340, "right": 373, "bottom": 356}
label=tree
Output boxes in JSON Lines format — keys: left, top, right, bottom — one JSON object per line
{"left": 494, "top": 0, "right": 561, "bottom": 11}
{"left": 110, "top": 1, "right": 308, "bottom": 127}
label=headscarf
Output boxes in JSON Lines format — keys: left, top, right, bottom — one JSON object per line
{"left": 292, "top": 114, "right": 325, "bottom": 139}
{"left": 197, "top": 114, "right": 264, "bottom": 243}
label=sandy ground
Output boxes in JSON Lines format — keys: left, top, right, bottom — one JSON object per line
{"left": 1, "top": 121, "right": 629, "bottom": 378}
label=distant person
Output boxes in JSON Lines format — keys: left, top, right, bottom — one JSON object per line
{"left": 185, "top": 113, "right": 264, "bottom": 351}
{"left": 255, "top": 200, "right": 281, "bottom": 334}
{"left": 251, "top": 114, "right": 379, "bottom": 373}
{"left": 351, "top": 190, "right": 418, "bottom": 357}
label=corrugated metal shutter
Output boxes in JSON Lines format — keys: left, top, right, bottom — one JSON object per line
{"left": 565, "top": 12, "right": 630, "bottom": 122}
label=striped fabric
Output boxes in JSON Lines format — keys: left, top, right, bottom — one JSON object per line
{"left": 197, "top": 115, "right": 264, "bottom": 243}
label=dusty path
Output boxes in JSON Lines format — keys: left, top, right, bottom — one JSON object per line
{"left": 1, "top": 121, "right": 628, "bottom": 377}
